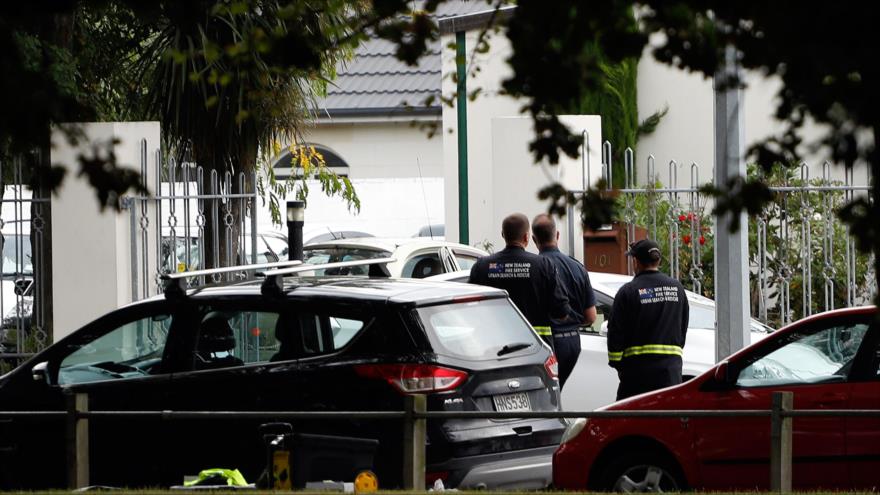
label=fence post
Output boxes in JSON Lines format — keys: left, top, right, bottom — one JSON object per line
{"left": 66, "top": 392, "right": 89, "bottom": 489}
{"left": 770, "top": 391, "right": 793, "bottom": 492}
{"left": 402, "top": 394, "right": 426, "bottom": 490}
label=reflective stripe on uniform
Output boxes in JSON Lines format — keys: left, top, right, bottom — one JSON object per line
{"left": 533, "top": 325, "right": 552, "bottom": 336}
{"left": 609, "top": 345, "right": 682, "bottom": 362}
{"left": 622, "top": 344, "right": 683, "bottom": 358}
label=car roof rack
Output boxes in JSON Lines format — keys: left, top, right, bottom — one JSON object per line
{"left": 260, "top": 257, "right": 396, "bottom": 297}
{"left": 161, "top": 259, "right": 305, "bottom": 299}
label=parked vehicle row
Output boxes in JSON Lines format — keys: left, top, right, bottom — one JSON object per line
{"left": 303, "top": 237, "right": 487, "bottom": 279}
{"left": 2, "top": 234, "right": 876, "bottom": 492}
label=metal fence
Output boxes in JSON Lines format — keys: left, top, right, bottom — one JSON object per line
{"left": 3, "top": 390, "right": 876, "bottom": 492}
{"left": 574, "top": 140, "right": 876, "bottom": 329}
{"left": 122, "top": 140, "right": 261, "bottom": 301}
{"left": 0, "top": 156, "right": 50, "bottom": 364}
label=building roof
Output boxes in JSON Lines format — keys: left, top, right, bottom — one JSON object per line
{"left": 315, "top": 1, "right": 492, "bottom": 119}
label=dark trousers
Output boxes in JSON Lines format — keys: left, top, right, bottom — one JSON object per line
{"left": 615, "top": 356, "right": 682, "bottom": 400}
{"left": 552, "top": 332, "right": 581, "bottom": 388}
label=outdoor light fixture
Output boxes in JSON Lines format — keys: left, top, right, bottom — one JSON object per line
{"left": 287, "top": 200, "right": 305, "bottom": 261}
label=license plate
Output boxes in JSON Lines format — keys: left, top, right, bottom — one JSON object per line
{"left": 493, "top": 392, "right": 531, "bottom": 412}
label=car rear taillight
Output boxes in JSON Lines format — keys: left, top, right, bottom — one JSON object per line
{"left": 544, "top": 354, "right": 559, "bottom": 380}
{"left": 354, "top": 364, "right": 468, "bottom": 394}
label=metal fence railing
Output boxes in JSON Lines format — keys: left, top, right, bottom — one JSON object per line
{"left": 3, "top": 391, "right": 878, "bottom": 492}
{"left": 0, "top": 156, "right": 51, "bottom": 366}
{"left": 122, "top": 139, "right": 261, "bottom": 301}
{"left": 568, "top": 137, "right": 875, "bottom": 329}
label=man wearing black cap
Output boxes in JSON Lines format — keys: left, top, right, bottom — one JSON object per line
{"left": 607, "top": 239, "right": 689, "bottom": 400}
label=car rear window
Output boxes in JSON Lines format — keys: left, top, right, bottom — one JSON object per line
{"left": 417, "top": 298, "right": 542, "bottom": 361}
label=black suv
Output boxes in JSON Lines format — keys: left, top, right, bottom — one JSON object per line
{"left": 0, "top": 273, "right": 564, "bottom": 489}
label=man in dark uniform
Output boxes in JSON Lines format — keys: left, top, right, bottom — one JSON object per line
{"left": 531, "top": 214, "right": 597, "bottom": 388}
{"left": 469, "top": 213, "right": 571, "bottom": 347}
{"left": 607, "top": 239, "right": 689, "bottom": 400}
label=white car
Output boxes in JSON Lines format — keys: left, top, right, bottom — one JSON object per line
{"left": 161, "top": 230, "right": 290, "bottom": 272}
{"left": 303, "top": 238, "right": 487, "bottom": 278}
{"left": 1, "top": 232, "right": 35, "bottom": 344}
{"left": 427, "top": 270, "right": 774, "bottom": 411}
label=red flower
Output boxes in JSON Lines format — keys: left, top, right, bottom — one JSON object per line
{"left": 687, "top": 212, "right": 695, "bottom": 221}
{"left": 699, "top": 235, "right": 706, "bottom": 245}
{"left": 682, "top": 234, "right": 691, "bottom": 245}
{"left": 678, "top": 214, "right": 686, "bottom": 222}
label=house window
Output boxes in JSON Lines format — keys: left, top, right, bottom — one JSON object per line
{"left": 272, "top": 144, "right": 350, "bottom": 178}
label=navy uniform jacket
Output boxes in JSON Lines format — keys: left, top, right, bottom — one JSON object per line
{"left": 469, "top": 246, "right": 571, "bottom": 339}
{"left": 607, "top": 270, "right": 689, "bottom": 367}
{"left": 539, "top": 247, "right": 596, "bottom": 332}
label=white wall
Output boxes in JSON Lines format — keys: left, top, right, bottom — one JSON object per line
{"left": 51, "top": 122, "right": 159, "bottom": 340}
{"left": 637, "top": 56, "right": 865, "bottom": 186}
{"left": 263, "top": 120, "right": 446, "bottom": 238}
{"left": 441, "top": 31, "right": 602, "bottom": 260}
{"left": 300, "top": 121, "right": 443, "bottom": 179}
{"left": 489, "top": 117, "right": 602, "bottom": 260}
{"left": 253, "top": 177, "right": 445, "bottom": 239}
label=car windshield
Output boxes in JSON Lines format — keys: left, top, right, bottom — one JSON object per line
{"left": 417, "top": 298, "right": 541, "bottom": 361}
{"left": 303, "top": 247, "right": 391, "bottom": 275}
{"left": 2, "top": 234, "right": 33, "bottom": 276}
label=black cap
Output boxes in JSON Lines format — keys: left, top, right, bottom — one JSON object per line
{"left": 626, "top": 239, "right": 662, "bottom": 263}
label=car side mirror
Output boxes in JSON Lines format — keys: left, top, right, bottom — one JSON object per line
{"left": 14, "top": 278, "right": 33, "bottom": 297}
{"left": 599, "top": 320, "right": 608, "bottom": 337}
{"left": 31, "top": 361, "right": 51, "bottom": 384}
{"left": 713, "top": 360, "right": 735, "bottom": 387}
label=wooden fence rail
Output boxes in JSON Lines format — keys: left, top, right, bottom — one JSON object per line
{"left": 3, "top": 390, "right": 878, "bottom": 492}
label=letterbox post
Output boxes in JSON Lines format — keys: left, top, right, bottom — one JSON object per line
{"left": 66, "top": 391, "right": 89, "bottom": 489}
{"left": 770, "top": 391, "right": 793, "bottom": 493}
{"left": 402, "top": 394, "right": 426, "bottom": 490}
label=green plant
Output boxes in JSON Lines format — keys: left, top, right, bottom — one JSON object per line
{"left": 573, "top": 10, "right": 667, "bottom": 189}
{"left": 746, "top": 164, "right": 872, "bottom": 328}
{"left": 615, "top": 181, "right": 714, "bottom": 297}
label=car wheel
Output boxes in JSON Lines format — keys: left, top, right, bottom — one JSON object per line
{"left": 599, "top": 451, "right": 683, "bottom": 492}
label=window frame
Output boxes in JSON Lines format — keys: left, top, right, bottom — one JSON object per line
{"left": 170, "top": 297, "right": 375, "bottom": 372}
{"left": 730, "top": 314, "right": 876, "bottom": 389}
{"left": 402, "top": 248, "right": 446, "bottom": 279}
{"left": 46, "top": 300, "right": 185, "bottom": 385}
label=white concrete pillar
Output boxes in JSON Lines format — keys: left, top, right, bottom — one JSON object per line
{"left": 713, "top": 48, "right": 751, "bottom": 360}
{"left": 50, "top": 122, "right": 160, "bottom": 341}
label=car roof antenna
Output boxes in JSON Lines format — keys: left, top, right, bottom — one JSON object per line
{"left": 327, "top": 227, "right": 338, "bottom": 240}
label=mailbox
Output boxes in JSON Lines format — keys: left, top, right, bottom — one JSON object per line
{"left": 583, "top": 222, "right": 648, "bottom": 274}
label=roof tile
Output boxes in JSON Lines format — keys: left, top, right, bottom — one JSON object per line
{"left": 316, "top": 0, "right": 491, "bottom": 116}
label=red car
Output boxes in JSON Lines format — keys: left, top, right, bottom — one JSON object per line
{"left": 554, "top": 306, "right": 879, "bottom": 491}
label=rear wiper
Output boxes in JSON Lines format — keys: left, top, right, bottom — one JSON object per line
{"left": 497, "top": 342, "right": 534, "bottom": 356}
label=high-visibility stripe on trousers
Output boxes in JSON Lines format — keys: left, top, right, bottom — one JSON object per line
{"left": 608, "top": 344, "right": 683, "bottom": 362}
